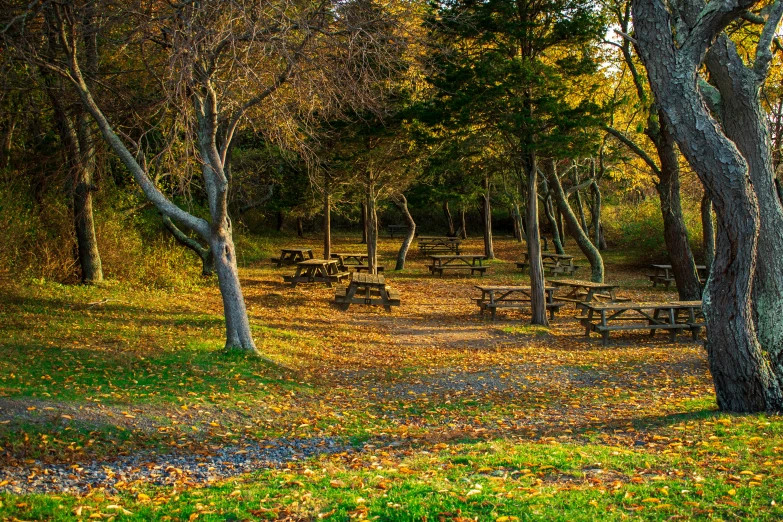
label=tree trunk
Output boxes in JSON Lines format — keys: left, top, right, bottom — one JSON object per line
{"left": 366, "top": 178, "right": 378, "bottom": 275}
{"left": 556, "top": 208, "right": 565, "bottom": 245}
{"left": 360, "top": 201, "right": 368, "bottom": 244}
{"left": 543, "top": 191, "right": 566, "bottom": 255}
{"left": 460, "top": 208, "right": 468, "bottom": 239}
{"left": 323, "top": 176, "right": 331, "bottom": 260}
{"left": 443, "top": 201, "right": 455, "bottom": 236}
{"left": 297, "top": 216, "right": 304, "bottom": 237}
{"left": 276, "top": 210, "right": 284, "bottom": 232}
{"left": 633, "top": 0, "right": 783, "bottom": 412}
{"left": 652, "top": 116, "right": 702, "bottom": 300}
{"left": 73, "top": 115, "right": 103, "bottom": 284}
{"left": 210, "top": 229, "right": 256, "bottom": 352}
{"left": 162, "top": 214, "right": 214, "bottom": 276}
{"left": 590, "top": 180, "right": 607, "bottom": 251}
{"left": 574, "top": 190, "right": 588, "bottom": 234}
{"left": 526, "top": 155, "right": 548, "bottom": 326}
{"left": 394, "top": 194, "right": 417, "bottom": 270}
{"left": 701, "top": 193, "right": 715, "bottom": 271}
{"left": 547, "top": 160, "right": 604, "bottom": 283}
{"left": 482, "top": 176, "right": 494, "bottom": 259}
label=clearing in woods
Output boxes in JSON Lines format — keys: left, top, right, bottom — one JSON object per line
{"left": 0, "top": 236, "right": 781, "bottom": 521}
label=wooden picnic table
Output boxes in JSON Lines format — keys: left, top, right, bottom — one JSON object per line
{"left": 330, "top": 252, "right": 384, "bottom": 272}
{"left": 418, "top": 236, "right": 462, "bottom": 255}
{"left": 517, "top": 252, "right": 579, "bottom": 276}
{"left": 283, "top": 259, "right": 349, "bottom": 288}
{"left": 428, "top": 254, "right": 487, "bottom": 276}
{"left": 272, "top": 247, "right": 313, "bottom": 267}
{"left": 579, "top": 300, "right": 704, "bottom": 345}
{"left": 549, "top": 279, "right": 627, "bottom": 309}
{"left": 473, "top": 285, "right": 564, "bottom": 320}
{"left": 648, "top": 264, "right": 708, "bottom": 288}
{"left": 386, "top": 224, "right": 408, "bottom": 238}
{"left": 334, "top": 273, "right": 400, "bottom": 311}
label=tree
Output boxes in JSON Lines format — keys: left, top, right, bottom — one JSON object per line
{"left": 632, "top": 0, "right": 783, "bottom": 411}
{"left": 604, "top": 0, "right": 701, "bottom": 300}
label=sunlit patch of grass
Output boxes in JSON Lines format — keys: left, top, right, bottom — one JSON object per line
{"left": 501, "top": 324, "right": 550, "bottom": 336}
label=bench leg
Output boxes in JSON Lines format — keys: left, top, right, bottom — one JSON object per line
{"left": 601, "top": 330, "right": 609, "bottom": 346}
{"left": 692, "top": 326, "right": 701, "bottom": 341}
{"left": 491, "top": 307, "right": 497, "bottom": 321}
{"left": 549, "top": 307, "right": 555, "bottom": 321}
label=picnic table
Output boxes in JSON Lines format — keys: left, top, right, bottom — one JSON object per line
{"left": 418, "top": 236, "right": 462, "bottom": 255}
{"left": 428, "top": 254, "right": 487, "bottom": 276}
{"left": 272, "top": 247, "right": 313, "bottom": 267}
{"left": 473, "top": 285, "right": 564, "bottom": 320}
{"left": 330, "top": 252, "right": 384, "bottom": 272}
{"left": 283, "top": 259, "right": 349, "bottom": 288}
{"left": 579, "top": 301, "right": 704, "bottom": 345}
{"left": 550, "top": 279, "right": 627, "bottom": 309}
{"left": 386, "top": 224, "right": 408, "bottom": 238}
{"left": 648, "top": 264, "right": 708, "bottom": 288}
{"left": 517, "top": 252, "right": 579, "bottom": 276}
{"left": 334, "top": 273, "right": 400, "bottom": 311}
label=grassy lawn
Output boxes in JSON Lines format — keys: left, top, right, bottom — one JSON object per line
{"left": 1, "top": 235, "right": 781, "bottom": 520}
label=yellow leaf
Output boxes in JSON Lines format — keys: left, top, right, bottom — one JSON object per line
{"left": 642, "top": 498, "right": 661, "bottom": 504}
{"left": 137, "top": 493, "right": 151, "bottom": 502}
{"left": 330, "top": 479, "right": 346, "bottom": 488}
{"left": 229, "top": 490, "right": 242, "bottom": 498}
{"left": 727, "top": 489, "right": 736, "bottom": 496}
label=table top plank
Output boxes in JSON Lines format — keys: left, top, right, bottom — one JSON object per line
{"left": 582, "top": 301, "right": 702, "bottom": 311}
{"left": 351, "top": 273, "right": 386, "bottom": 285}
{"left": 474, "top": 285, "right": 555, "bottom": 292}
{"left": 429, "top": 254, "right": 486, "bottom": 260}
{"left": 549, "top": 279, "right": 619, "bottom": 289}
{"left": 297, "top": 258, "right": 338, "bottom": 266}
{"left": 651, "top": 264, "right": 707, "bottom": 270}
{"left": 281, "top": 248, "right": 313, "bottom": 253}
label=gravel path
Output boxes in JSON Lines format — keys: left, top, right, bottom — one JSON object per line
{"left": 0, "top": 436, "right": 354, "bottom": 495}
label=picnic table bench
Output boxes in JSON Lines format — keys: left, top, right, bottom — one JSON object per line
{"left": 517, "top": 253, "right": 580, "bottom": 276}
{"left": 473, "top": 285, "right": 564, "bottom": 320}
{"left": 428, "top": 254, "right": 487, "bottom": 276}
{"left": 330, "top": 252, "right": 385, "bottom": 272}
{"left": 386, "top": 224, "right": 408, "bottom": 238}
{"left": 272, "top": 247, "right": 313, "bottom": 267}
{"left": 334, "top": 273, "right": 400, "bottom": 311}
{"left": 579, "top": 300, "right": 704, "bottom": 346}
{"left": 283, "top": 259, "right": 349, "bottom": 288}
{"left": 550, "top": 279, "right": 629, "bottom": 310}
{"left": 418, "top": 236, "right": 462, "bottom": 255}
{"left": 648, "top": 264, "right": 708, "bottom": 288}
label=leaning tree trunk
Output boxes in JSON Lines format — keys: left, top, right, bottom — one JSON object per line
{"left": 542, "top": 186, "right": 566, "bottom": 255}
{"left": 633, "top": 0, "right": 783, "bottom": 412}
{"left": 210, "top": 226, "right": 255, "bottom": 351}
{"left": 443, "top": 201, "right": 456, "bottom": 236}
{"left": 556, "top": 209, "right": 565, "bottom": 245}
{"left": 394, "top": 194, "right": 417, "bottom": 270}
{"left": 162, "top": 214, "right": 214, "bottom": 276}
{"left": 526, "top": 156, "right": 548, "bottom": 326}
{"left": 547, "top": 160, "right": 604, "bottom": 283}
{"left": 482, "top": 176, "right": 495, "bottom": 259}
{"left": 653, "top": 117, "right": 702, "bottom": 300}
{"left": 701, "top": 193, "right": 715, "bottom": 271}
{"left": 574, "top": 190, "right": 589, "bottom": 234}
{"left": 73, "top": 115, "right": 103, "bottom": 284}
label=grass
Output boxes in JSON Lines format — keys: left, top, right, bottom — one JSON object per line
{"left": 1, "top": 234, "right": 782, "bottom": 520}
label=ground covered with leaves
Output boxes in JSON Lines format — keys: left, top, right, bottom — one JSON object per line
{"left": 1, "top": 236, "right": 781, "bottom": 521}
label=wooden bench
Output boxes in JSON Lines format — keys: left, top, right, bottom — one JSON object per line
{"left": 483, "top": 300, "right": 566, "bottom": 321}
{"left": 353, "top": 264, "right": 385, "bottom": 273}
{"left": 429, "top": 265, "right": 488, "bottom": 276}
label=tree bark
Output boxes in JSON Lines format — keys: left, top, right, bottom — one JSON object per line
{"left": 482, "top": 176, "right": 494, "bottom": 259}
{"left": 556, "top": 208, "right": 565, "bottom": 245}
{"left": 360, "top": 201, "right": 368, "bottom": 244}
{"left": 633, "top": 0, "right": 783, "bottom": 411}
{"left": 701, "top": 193, "right": 715, "bottom": 271}
{"left": 72, "top": 114, "right": 103, "bottom": 284}
{"left": 394, "top": 194, "right": 417, "bottom": 270}
{"left": 443, "top": 201, "right": 456, "bottom": 236}
{"left": 525, "top": 154, "right": 548, "bottom": 326}
{"left": 546, "top": 160, "right": 604, "bottom": 283}
{"left": 297, "top": 216, "right": 304, "bottom": 237}
{"left": 162, "top": 214, "right": 214, "bottom": 276}
{"left": 590, "top": 180, "right": 607, "bottom": 251}
{"left": 460, "top": 208, "right": 468, "bottom": 238}
{"left": 366, "top": 174, "right": 378, "bottom": 275}
{"left": 276, "top": 210, "right": 284, "bottom": 232}
{"left": 210, "top": 228, "right": 255, "bottom": 351}
{"left": 573, "top": 189, "right": 588, "bottom": 234}
{"left": 323, "top": 174, "right": 331, "bottom": 260}
{"left": 542, "top": 182, "right": 566, "bottom": 255}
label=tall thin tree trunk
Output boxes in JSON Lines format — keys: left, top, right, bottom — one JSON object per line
{"left": 574, "top": 190, "right": 588, "bottom": 234}
{"left": 360, "top": 201, "right": 368, "bottom": 244}
{"left": 482, "top": 176, "right": 494, "bottom": 259}
{"left": 653, "top": 116, "right": 702, "bottom": 300}
{"left": 366, "top": 174, "right": 378, "bottom": 275}
{"left": 547, "top": 160, "right": 604, "bottom": 283}
{"left": 443, "top": 201, "right": 455, "bottom": 236}
{"left": 394, "top": 194, "right": 416, "bottom": 270}
{"left": 701, "top": 193, "right": 715, "bottom": 271}
{"left": 323, "top": 175, "right": 331, "bottom": 260}
{"left": 460, "top": 208, "right": 468, "bottom": 238}
{"left": 73, "top": 115, "right": 103, "bottom": 284}
{"left": 276, "top": 210, "right": 284, "bottom": 232}
{"left": 556, "top": 208, "right": 565, "bottom": 245}
{"left": 590, "top": 180, "right": 607, "bottom": 251}
{"left": 210, "top": 228, "right": 255, "bottom": 352}
{"left": 526, "top": 155, "right": 548, "bottom": 326}
{"left": 297, "top": 216, "right": 304, "bottom": 238}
